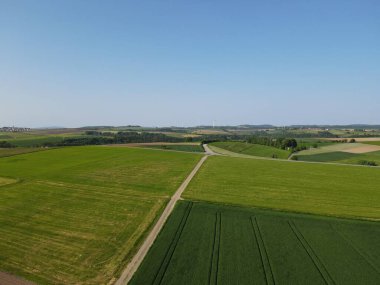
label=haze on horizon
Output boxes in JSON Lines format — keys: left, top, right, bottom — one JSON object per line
{"left": 1, "top": 0, "right": 379, "bottom": 128}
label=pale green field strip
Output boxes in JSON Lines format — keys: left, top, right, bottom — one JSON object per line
{"left": 0, "top": 146, "right": 200, "bottom": 284}
{"left": 209, "top": 145, "right": 259, "bottom": 158}
{"left": 185, "top": 156, "right": 380, "bottom": 220}
{"left": 296, "top": 143, "right": 373, "bottom": 156}
{"left": 211, "top": 142, "right": 290, "bottom": 159}
{"left": 0, "top": 177, "right": 17, "bottom": 186}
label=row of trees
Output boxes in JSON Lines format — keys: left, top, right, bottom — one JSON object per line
{"left": 44, "top": 132, "right": 185, "bottom": 147}
{"left": 0, "top": 141, "right": 15, "bottom": 148}
{"left": 247, "top": 136, "right": 298, "bottom": 150}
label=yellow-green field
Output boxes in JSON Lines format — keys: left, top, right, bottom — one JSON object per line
{"left": 185, "top": 156, "right": 380, "bottom": 220}
{"left": 0, "top": 146, "right": 200, "bottom": 284}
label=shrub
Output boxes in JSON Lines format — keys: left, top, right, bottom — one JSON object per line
{"left": 358, "top": 160, "right": 378, "bottom": 166}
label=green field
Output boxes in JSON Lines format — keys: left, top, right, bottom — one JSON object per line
{"left": 131, "top": 201, "right": 380, "bottom": 285}
{"left": 363, "top": 141, "right": 380, "bottom": 146}
{"left": 295, "top": 151, "right": 358, "bottom": 162}
{"left": 296, "top": 151, "right": 380, "bottom": 166}
{"left": 0, "top": 147, "right": 49, "bottom": 158}
{"left": 140, "top": 144, "right": 204, "bottom": 153}
{"left": 185, "top": 156, "right": 380, "bottom": 220}
{"left": 0, "top": 146, "right": 200, "bottom": 284}
{"left": 211, "top": 142, "right": 290, "bottom": 159}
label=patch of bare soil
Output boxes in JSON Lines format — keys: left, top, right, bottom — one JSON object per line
{"left": 0, "top": 272, "right": 35, "bottom": 285}
{"left": 342, "top": 145, "right": 380, "bottom": 153}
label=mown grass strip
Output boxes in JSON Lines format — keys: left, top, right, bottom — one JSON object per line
{"left": 250, "top": 217, "right": 275, "bottom": 285}
{"left": 152, "top": 202, "right": 193, "bottom": 285}
{"left": 329, "top": 224, "right": 380, "bottom": 275}
{"left": 209, "top": 212, "right": 221, "bottom": 285}
{"left": 288, "top": 221, "right": 335, "bottom": 285}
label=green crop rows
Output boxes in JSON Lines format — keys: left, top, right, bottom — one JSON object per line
{"left": 131, "top": 201, "right": 380, "bottom": 285}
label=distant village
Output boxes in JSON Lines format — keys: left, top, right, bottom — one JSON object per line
{"left": 0, "top": 126, "right": 31, "bottom": 132}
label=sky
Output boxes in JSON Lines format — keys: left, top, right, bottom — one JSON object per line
{"left": 1, "top": 0, "right": 379, "bottom": 127}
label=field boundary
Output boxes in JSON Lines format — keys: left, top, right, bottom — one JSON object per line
{"left": 288, "top": 221, "right": 335, "bottom": 285}
{"left": 115, "top": 155, "right": 209, "bottom": 285}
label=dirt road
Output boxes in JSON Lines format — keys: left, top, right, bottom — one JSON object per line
{"left": 115, "top": 154, "right": 209, "bottom": 285}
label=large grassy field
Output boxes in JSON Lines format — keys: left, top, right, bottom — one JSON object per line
{"left": 131, "top": 201, "right": 380, "bottom": 285}
{"left": 0, "top": 147, "right": 49, "bottom": 158}
{"left": 184, "top": 156, "right": 380, "bottom": 220}
{"left": 0, "top": 146, "right": 200, "bottom": 284}
{"left": 211, "top": 142, "right": 290, "bottom": 159}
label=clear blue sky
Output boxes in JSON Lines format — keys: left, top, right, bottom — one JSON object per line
{"left": 1, "top": 0, "right": 379, "bottom": 127}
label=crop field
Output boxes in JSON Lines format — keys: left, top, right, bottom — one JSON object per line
{"left": 295, "top": 151, "right": 358, "bottom": 162}
{"left": 131, "top": 201, "right": 380, "bottom": 285}
{"left": 363, "top": 141, "right": 380, "bottom": 146}
{"left": 139, "top": 144, "right": 204, "bottom": 153}
{"left": 0, "top": 146, "right": 200, "bottom": 284}
{"left": 295, "top": 150, "right": 380, "bottom": 166}
{"left": 211, "top": 142, "right": 290, "bottom": 159}
{"left": 295, "top": 143, "right": 370, "bottom": 156}
{"left": 0, "top": 147, "right": 48, "bottom": 158}
{"left": 185, "top": 156, "right": 380, "bottom": 220}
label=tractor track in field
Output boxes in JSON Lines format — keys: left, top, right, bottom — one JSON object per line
{"left": 288, "top": 221, "right": 335, "bottom": 285}
{"left": 115, "top": 153, "right": 211, "bottom": 285}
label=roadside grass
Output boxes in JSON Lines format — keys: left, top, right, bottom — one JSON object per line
{"left": 0, "top": 146, "right": 200, "bottom": 284}
{"left": 131, "top": 201, "right": 380, "bottom": 285}
{"left": 211, "top": 141, "right": 290, "bottom": 159}
{"left": 184, "top": 156, "right": 380, "bottom": 220}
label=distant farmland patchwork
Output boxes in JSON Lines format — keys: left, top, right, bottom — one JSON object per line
{"left": 1, "top": 135, "right": 380, "bottom": 284}
{"left": 294, "top": 142, "right": 380, "bottom": 165}
{"left": 0, "top": 146, "right": 200, "bottom": 284}
{"left": 131, "top": 201, "right": 380, "bottom": 285}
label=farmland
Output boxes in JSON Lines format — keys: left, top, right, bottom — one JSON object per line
{"left": 0, "top": 147, "right": 48, "bottom": 158}
{"left": 210, "top": 141, "right": 290, "bottom": 159}
{"left": 131, "top": 201, "right": 380, "bottom": 285}
{"left": 185, "top": 156, "right": 380, "bottom": 220}
{"left": 296, "top": 151, "right": 380, "bottom": 165}
{"left": 363, "top": 141, "right": 380, "bottom": 146}
{"left": 137, "top": 143, "right": 204, "bottom": 153}
{"left": 0, "top": 146, "right": 200, "bottom": 284}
